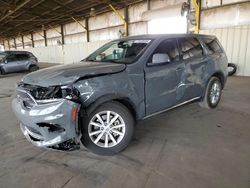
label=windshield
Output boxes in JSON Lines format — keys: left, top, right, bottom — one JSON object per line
{"left": 0, "top": 53, "right": 6, "bottom": 60}
{"left": 86, "top": 39, "right": 152, "bottom": 64}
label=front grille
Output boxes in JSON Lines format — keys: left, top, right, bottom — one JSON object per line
{"left": 16, "top": 88, "right": 36, "bottom": 109}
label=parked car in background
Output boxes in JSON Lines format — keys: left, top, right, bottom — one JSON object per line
{"left": 0, "top": 51, "right": 39, "bottom": 75}
{"left": 12, "top": 34, "right": 228, "bottom": 155}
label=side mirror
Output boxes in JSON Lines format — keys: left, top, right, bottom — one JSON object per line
{"left": 4, "top": 60, "right": 8, "bottom": 64}
{"left": 152, "top": 53, "right": 170, "bottom": 64}
{"left": 96, "top": 53, "right": 105, "bottom": 61}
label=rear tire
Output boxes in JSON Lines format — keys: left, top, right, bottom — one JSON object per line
{"left": 228, "top": 63, "right": 237, "bottom": 76}
{"left": 81, "top": 101, "right": 135, "bottom": 155}
{"left": 29, "top": 65, "right": 39, "bottom": 72}
{"left": 199, "top": 77, "right": 222, "bottom": 109}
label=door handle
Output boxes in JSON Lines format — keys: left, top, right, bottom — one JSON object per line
{"left": 176, "top": 67, "right": 184, "bottom": 72}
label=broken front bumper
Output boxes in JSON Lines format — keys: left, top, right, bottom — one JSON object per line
{"left": 12, "top": 98, "right": 80, "bottom": 148}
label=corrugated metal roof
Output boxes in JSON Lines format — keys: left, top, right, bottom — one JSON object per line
{"left": 0, "top": 0, "right": 144, "bottom": 39}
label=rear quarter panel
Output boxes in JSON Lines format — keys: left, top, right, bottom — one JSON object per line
{"left": 199, "top": 36, "right": 228, "bottom": 90}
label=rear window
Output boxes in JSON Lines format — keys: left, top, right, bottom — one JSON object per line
{"left": 203, "top": 38, "right": 223, "bottom": 54}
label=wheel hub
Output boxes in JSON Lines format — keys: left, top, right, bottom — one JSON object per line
{"left": 210, "top": 82, "right": 221, "bottom": 104}
{"left": 88, "top": 111, "right": 126, "bottom": 148}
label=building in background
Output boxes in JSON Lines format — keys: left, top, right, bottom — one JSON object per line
{"left": 0, "top": 0, "right": 249, "bottom": 76}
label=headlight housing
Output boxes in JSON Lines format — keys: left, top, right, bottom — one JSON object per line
{"left": 17, "top": 83, "right": 80, "bottom": 105}
{"left": 61, "top": 85, "right": 80, "bottom": 101}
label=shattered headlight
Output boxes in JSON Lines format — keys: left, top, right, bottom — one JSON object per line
{"left": 61, "top": 85, "right": 80, "bottom": 101}
{"left": 17, "top": 83, "right": 80, "bottom": 105}
{"left": 32, "top": 86, "right": 63, "bottom": 104}
{"left": 35, "top": 85, "right": 80, "bottom": 104}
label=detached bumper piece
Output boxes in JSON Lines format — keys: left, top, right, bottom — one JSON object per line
{"left": 12, "top": 98, "right": 81, "bottom": 150}
{"left": 50, "top": 139, "right": 80, "bottom": 151}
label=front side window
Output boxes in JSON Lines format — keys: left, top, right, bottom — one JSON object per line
{"left": 203, "top": 38, "right": 223, "bottom": 54}
{"left": 178, "top": 37, "right": 203, "bottom": 60}
{"left": 149, "top": 39, "right": 180, "bottom": 64}
{"left": 86, "top": 39, "right": 152, "bottom": 64}
{"left": 7, "top": 54, "right": 18, "bottom": 62}
{"left": 0, "top": 53, "right": 7, "bottom": 60}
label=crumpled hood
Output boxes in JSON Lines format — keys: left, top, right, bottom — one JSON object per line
{"left": 22, "top": 61, "right": 126, "bottom": 87}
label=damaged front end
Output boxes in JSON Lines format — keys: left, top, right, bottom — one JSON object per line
{"left": 12, "top": 82, "right": 82, "bottom": 151}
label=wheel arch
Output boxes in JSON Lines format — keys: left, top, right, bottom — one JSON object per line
{"left": 82, "top": 94, "right": 137, "bottom": 121}
{"left": 211, "top": 71, "right": 225, "bottom": 89}
{"left": 201, "top": 71, "right": 225, "bottom": 100}
{"left": 29, "top": 64, "right": 38, "bottom": 69}
{"left": 0, "top": 66, "right": 5, "bottom": 74}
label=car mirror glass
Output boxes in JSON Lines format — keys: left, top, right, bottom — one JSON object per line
{"left": 152, "top": 53, "right": 171, "bottom": 64}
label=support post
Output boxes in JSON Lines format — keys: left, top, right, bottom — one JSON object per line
{"left": 198, "top": 0, "right": 201, "bottom": 31}
{"left": 192, "top": 0, "right": 201, "bottom": 33}
{"left": 147, "top": 0, "right": 151, "bottom": 10}
{"left": 109, "top": 4, "right": 128, "bottom": 36}
{"left": 124, "top": 6, "right": 129, "bottom": 36}
{"left": 85, "top": 18, "right": 89, "bottom": 42}
{"left": 61, "top": 24, "right": 65, "bottom": 45}
{"left": 7, "top": 40, "right": 10, "bottom": 50}
{"left": 71, "top": 17, "right": 88, "bottom": 42}
{"left": 21, "top": 35, "right": 24, "bottom": 49}
{"left": 43, "top": 30, "right": 47, "bottom": 46}
{"left": 14, "top": 38, "right": 17, "bottom": 49}
{"left": 31, "top": 33, "right": 34, "bottom": 48}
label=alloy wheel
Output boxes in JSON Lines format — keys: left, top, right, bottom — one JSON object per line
{"left": 209, "top": 81, "right": 221, "bottom": 105}
{"left": 88, "top": 111, "right": 126, "bottom": 148}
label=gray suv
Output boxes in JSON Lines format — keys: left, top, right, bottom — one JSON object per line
{"left": 0, "top": 51, "right": 39, "bottom": 75}
{"left": 12, "top": 34, "right": 228, "bottom": 155}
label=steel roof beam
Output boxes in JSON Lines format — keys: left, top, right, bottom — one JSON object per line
{"left": 0, "top": 0, "right": 32, "bottom": 22}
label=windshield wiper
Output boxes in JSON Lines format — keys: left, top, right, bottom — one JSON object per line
{"left": 101, "top": 59, "right": 127, "bottom": 64}
{"left": 85, "top": 59, "right": 96, "bottom": 62}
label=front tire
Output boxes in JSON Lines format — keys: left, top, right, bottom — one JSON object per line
{"left": 199, "top": 77, "right": 222, "bottom": 109}
{"left": 81, "top": 101, "right": 135, "bottom": 155}
{"left": 0, "top": 68, "right": 5, "bottom": 75}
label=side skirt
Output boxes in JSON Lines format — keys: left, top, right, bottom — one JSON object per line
{"left": 143, "top": 97, "right": 201, "bottom": 120}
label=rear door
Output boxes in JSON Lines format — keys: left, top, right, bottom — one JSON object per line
{"left": 177, "top": 37, "right": 206, "bottom": 102}
{"left": 145, "top": 38, "right": 186, "bottom": 115}
{"left": 16, "top": 54, "right": 30, "bottom": 71}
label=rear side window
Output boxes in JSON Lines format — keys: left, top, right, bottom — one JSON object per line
{"left": 203, "top": 38, "right": 223, "bottom": 54}
{"left": 178, "top": 37, "right": 203, "bottom": 60}
{"left": 16, "top": 54, "right": 29, "bottom": 61}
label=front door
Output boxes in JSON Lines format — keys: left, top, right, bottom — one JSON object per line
{"left": 4, "top": 54, "right": 20, "bottom": 73}
{"left": 145, "top": 38, "right": 186, "bottom": 115}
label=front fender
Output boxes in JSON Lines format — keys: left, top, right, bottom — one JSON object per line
{"left": 74, "top": 71, "right": 145, "bottom": 120}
